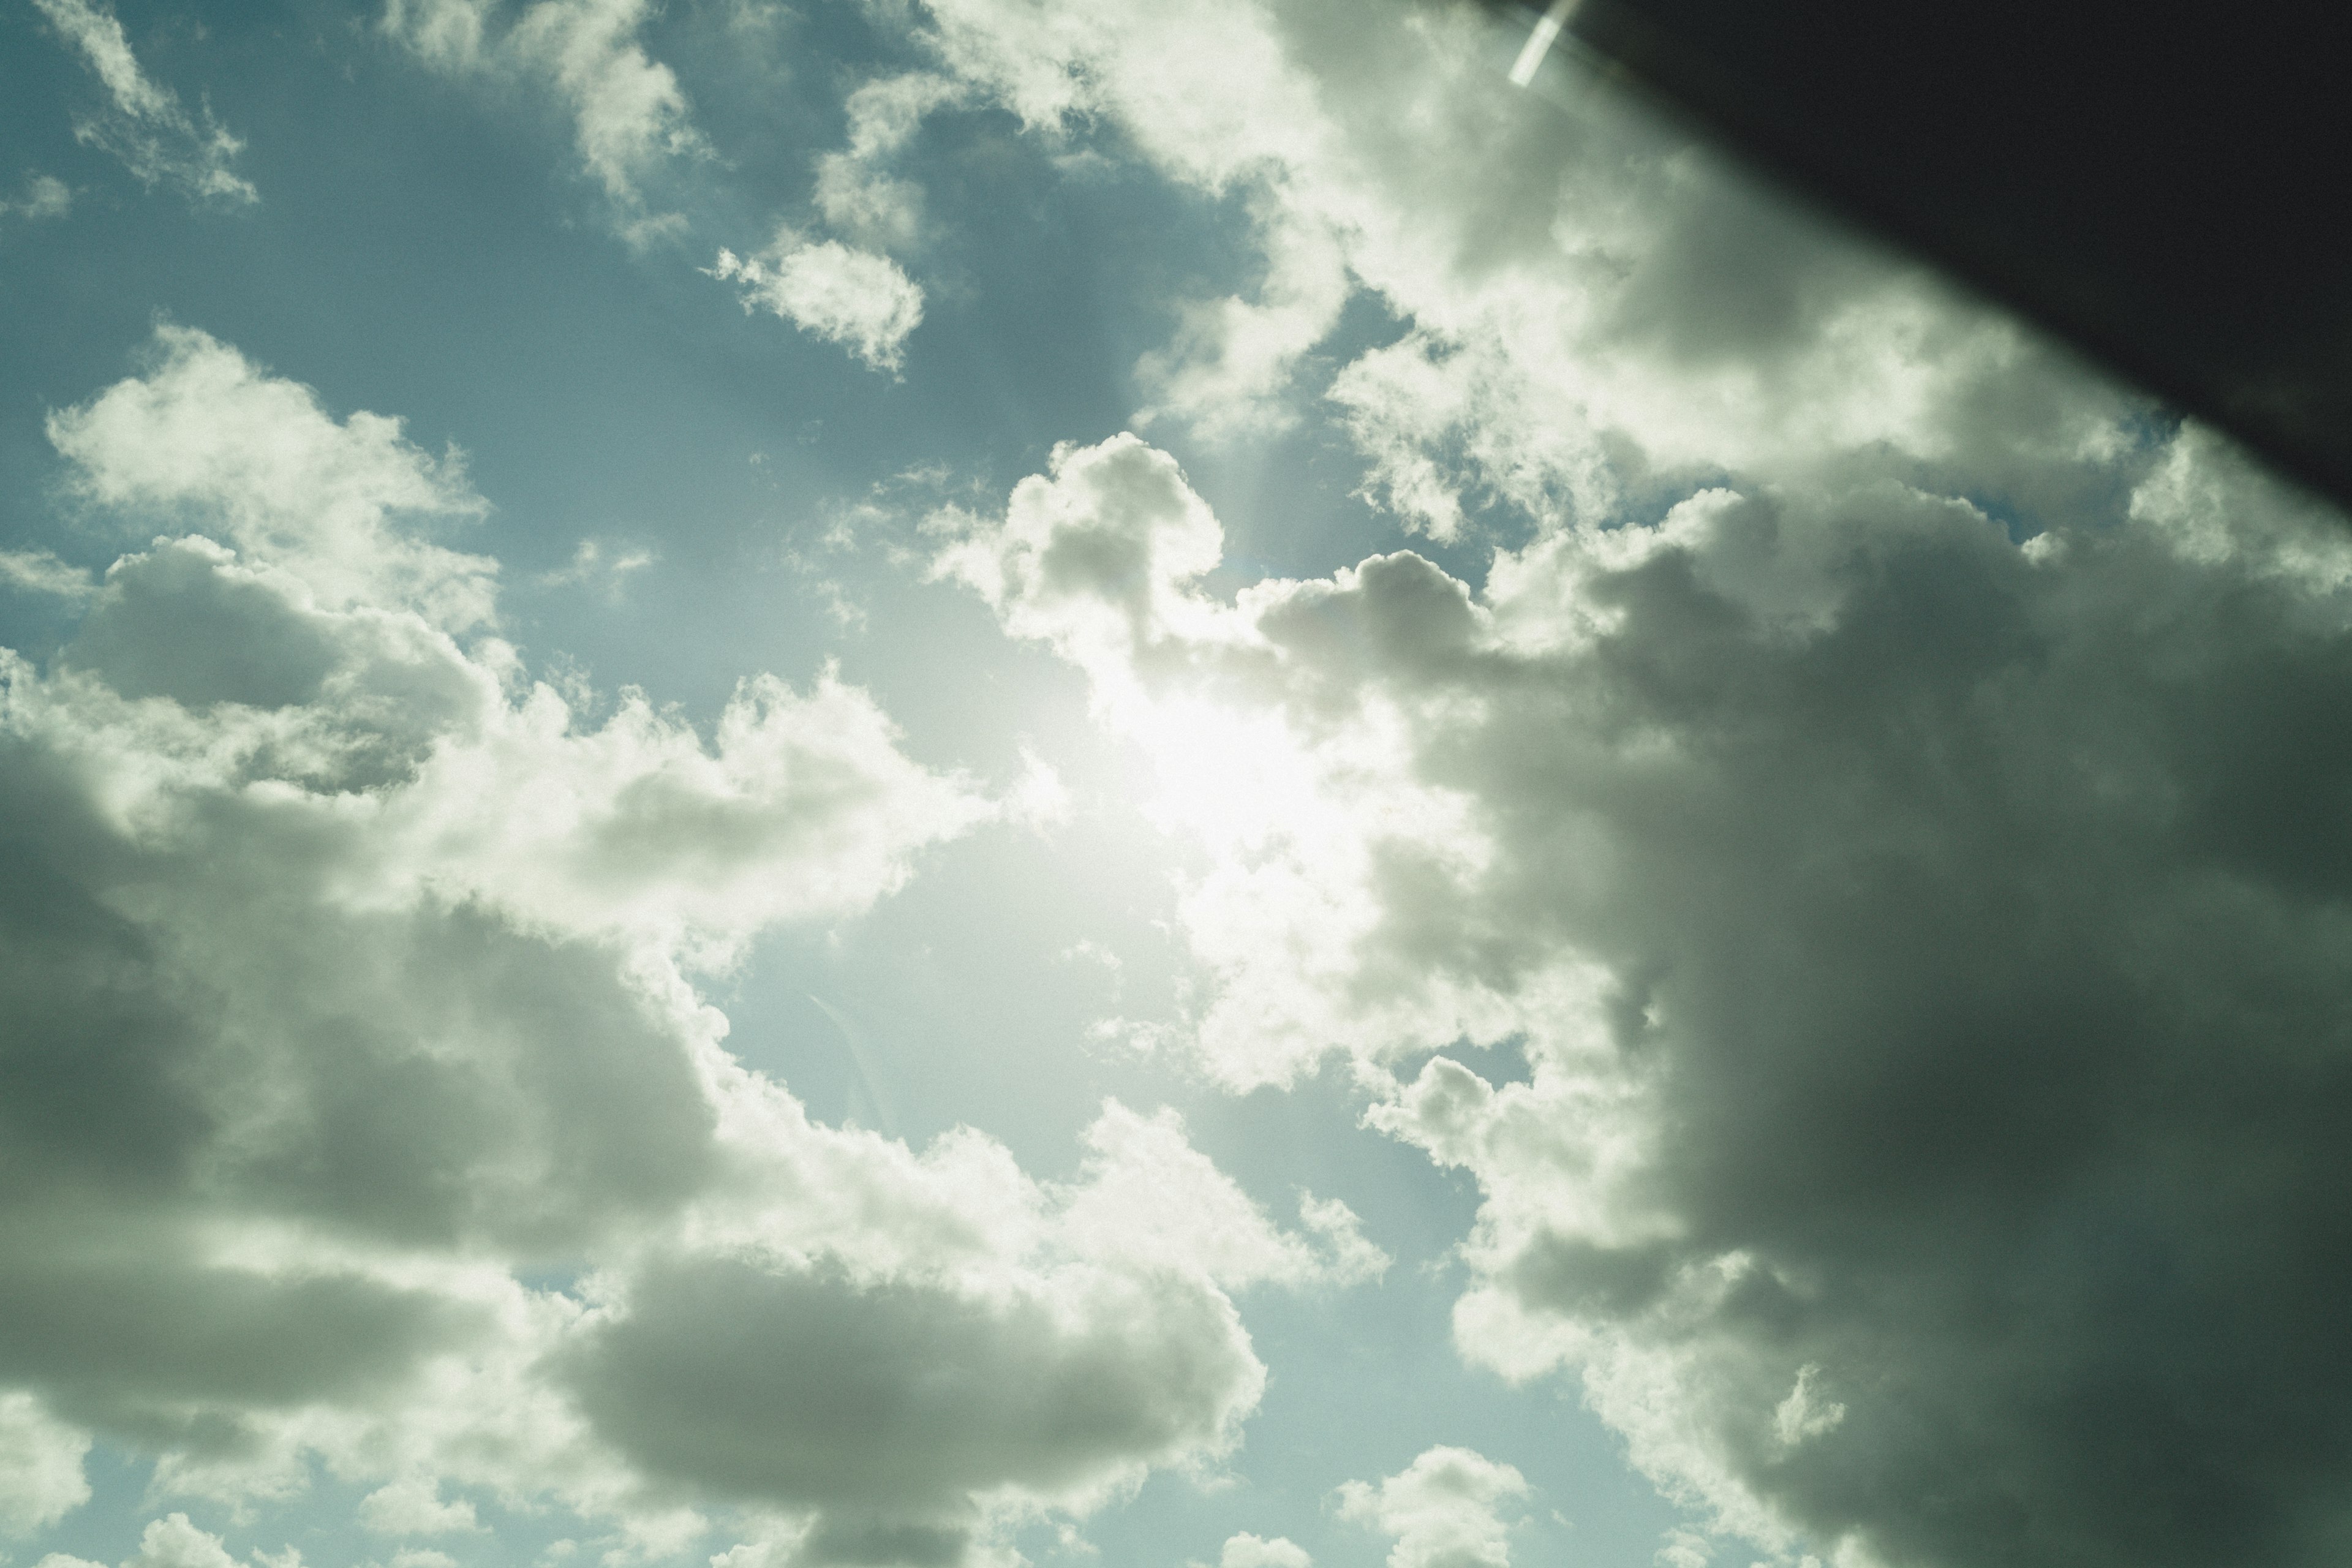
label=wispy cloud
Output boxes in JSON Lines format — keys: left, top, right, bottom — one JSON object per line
{"left": 30, "top": 0, "right": 256, "bottom": 205}
{"left": 382, "top": 0, "right": 705, "bottom": 240}
{"left": 0, "top": 172, "right": 72, "bottom": 227}
{"left": 0, "top": 546, "right": 95, "bottom": 601}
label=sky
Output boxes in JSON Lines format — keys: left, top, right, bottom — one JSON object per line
{"left": 4, "top": 4, "right": 2352, "bottom": 1568}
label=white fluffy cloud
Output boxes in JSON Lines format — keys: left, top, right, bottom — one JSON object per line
{"left": 380, "top": 0, "right": 703, "bottom": 232}
{"left": 1216, "top": 1532, "right": 1311, "bottom": 1568}
{"left": 714, "top": 234, "right": 927, "bottom": 372}
{"left": 945, "top": 417, "right": 2352, "bottom": 1568}
{"left": 0, "top": 331, "right": 1365, "bottom": 1566}
{"left": 29, "top": 0, "right": 254, "bottom": 204}
{"left": 1337, "top": 1447, "right": 1529, "bottom": 1568}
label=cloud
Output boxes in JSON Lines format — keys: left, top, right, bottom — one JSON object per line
{"left": 537, "top": 538, "right": 656, "bottom": 600}
{"left": 713, "top": 235, "right": 926, "bottom": 372}
{"left": 45, "top": 324, "right": 495, "bottom": 631}
{"left": 0, "top": 173, "right": 74, "bottom": 227}
{"left": 901, "top": 0, "right": 2143, "bottom": 523}
{"left": 35, "top": 1513, "right": 301, "bottom": 1568}
{"left": 0, "top": 548, "right": 95, "bottom": 601}
{"left": 812, "top": 74, "right": 968, "bottom": 255}
{"left": 1057, "top": 1102, "right": 1389, "bottom": 1289}
{"left": 945, "top": 417, "right": 2352, "bottom": 1568}
{"left": 910, "top": 0, "right": 1352, "bottom": 440}
{"left": 1132, "top": 193, "right": 1350, "bottom": 440}
{"left": 1336, "top": 1448, "right": 1529, "bottom": 1568}
{"left": 358, "top": 1478, "right": 481, "bottom": 1537}
{"left": 29, "top": 0, "right": 255, "bottom": 205}
{"left": 557, "top": 1092, "right": 1380, "bottom": 1558}
{"left": 380, "top": 0, "right": 704, "bottom": 232}
{"left": 1, "top": 332, "right": 1364, "bottom": 1563}
{"left": 565, "top": 1253, "right": 1254, "bottom": 1526}
{"left": 0, "top": 1391, "right": 91, "bottom": 1536}
{"left": 1216, "top": 1534, "right": 1311, "bottom": 1568}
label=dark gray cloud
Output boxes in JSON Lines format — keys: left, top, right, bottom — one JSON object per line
{"left": 565, "top": 1252, "right": 1259, "bottom": 1554}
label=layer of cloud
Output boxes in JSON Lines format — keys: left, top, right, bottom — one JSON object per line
{"left": 381, "top": 0, "right": 704, "bottom": 233}
{"left": 945, "top": 424, "right": 2352, "bottom": 1568}
{"left": 714, "top": 233, "right": 926, "bottom": 372}
{"left": 1337, "top": 1447, "right": 1529, "bottom": 1568}
{"left": 0, "top": 331, "right": 1365, "bottom": 1565}
{"left": 30, "top": 0, "right": 255, "bottom": 204}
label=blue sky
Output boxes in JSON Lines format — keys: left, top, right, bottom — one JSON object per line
{"left": 6, "top": 6, "right": 2352, "bottom": 1568}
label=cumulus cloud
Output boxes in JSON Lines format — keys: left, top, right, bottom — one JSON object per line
{"left": 34, "top": 1512, "right": 288, "bottom": 1568}
{"left": 1216, "top": 1533, "right": 1311, "bottom": 1568}
{"left": 713, "top": 234, "right": 926, "bottom": 372}
{"left": 944, "top": 412, "right": 2352, "bottom": 1568}
{"left": 380, "top": 0, "right": 704, "bottom": 233}
{"left": 0, "top": 331, "right": 1363, "bottom": 1564}
{"left": 29, "top": 0, "right": 255, "bottom": 204}
{"left": 1336, "top": 1447, "right": 1529, "bottom": 1568}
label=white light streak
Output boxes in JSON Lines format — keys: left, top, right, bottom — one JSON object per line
{"left": 1509, "top": 0, "right": 1580, "bottom": 87}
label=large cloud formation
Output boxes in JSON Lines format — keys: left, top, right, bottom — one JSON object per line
{"left": 943, "top": 418, "right": 2352, "bottom": 1568}
{"left": 0, "top": 328, "right": 1378, "bottom": 1566}
{"left": 905, "top": 4, "right": 2352, "bottom": 1565}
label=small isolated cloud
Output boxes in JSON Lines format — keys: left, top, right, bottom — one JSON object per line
{"left": 0, "top": 173, "right": 73, "bottom": 227}
{"left": 1218, "top": 1533, "right": 1311, "bottom": 1568}
{"left": 1337, "top": 1447, "right": 1530, "bottom": 1568}
{"left": 380, "top": 0, "right": 704, "bottom": 235}
{"left": 538, "top": 538, "right": 656, "bottom": 600}
{"left": 30, "top": 0, "right": 255, "bottom": 205}
{"left": 713, "top": 235, "right": 924, "bottom": 372}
